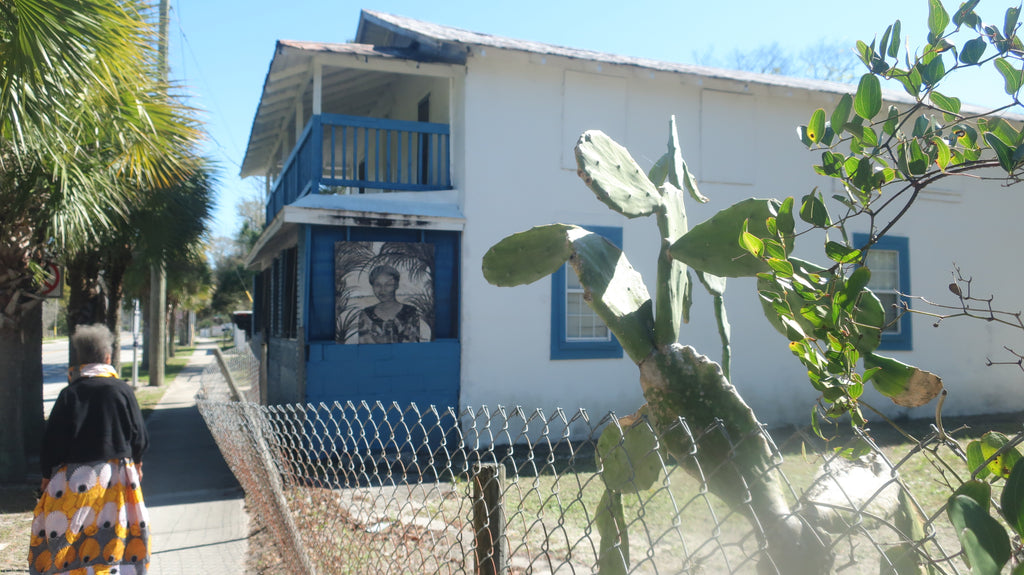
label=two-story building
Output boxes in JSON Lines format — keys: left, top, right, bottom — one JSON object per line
{"left": 243, "top": 9, "right": 1024, "bottom": 440}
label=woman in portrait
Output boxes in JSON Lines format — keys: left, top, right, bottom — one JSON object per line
{"left": 359, "top": 265, "right": 422, "bottom": 344}
{"left": 29, "top": 324, "right": 150, "bottom": 575}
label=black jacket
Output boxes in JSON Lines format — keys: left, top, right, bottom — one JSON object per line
{"left": 40, "top": 375, "right": 149, "bottom": 478}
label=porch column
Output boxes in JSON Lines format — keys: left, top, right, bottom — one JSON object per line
{"left": 312, "top": 61, "right": 322, "bottom": 115}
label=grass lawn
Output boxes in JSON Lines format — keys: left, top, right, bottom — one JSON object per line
{"left": 484, "top": 412, "right": 1024, "bottom": 573}
{"left": 0, "top": 346, "right": 197, "bottom": 572}
{"left": 283, "top": 411, "right": 1024, "bottom": 574}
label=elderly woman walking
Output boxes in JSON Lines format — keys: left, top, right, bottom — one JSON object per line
{"left": 28, "top": 324, "right": 151, "bottom": 575}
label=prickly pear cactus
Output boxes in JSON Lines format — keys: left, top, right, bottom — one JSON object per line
{"left": 483, "top": 118, "right": 830, "bottom": 574}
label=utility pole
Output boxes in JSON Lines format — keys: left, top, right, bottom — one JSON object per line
{"left": 148, "top": 0, "right": 170, "bottom": 387}
{"left": 132, "top": 299, "right": 141, "bottom": 387}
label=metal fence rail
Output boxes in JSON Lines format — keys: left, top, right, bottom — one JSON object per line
{"left": 196, "top": 346, "right": 1020, "bottom": 574}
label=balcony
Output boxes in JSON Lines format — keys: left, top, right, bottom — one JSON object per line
{"left": 266, "top": 113, "right": 452, "bottom": 223}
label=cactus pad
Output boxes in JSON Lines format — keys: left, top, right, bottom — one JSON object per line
{"left": 666, "top": 116, "right": 708, "bottom": 204}
{"left": 482, "top": 224, "right": 577, "bottom": 287}
{"left": 654, "top": 183, "right": 690, "bottom": 346}
{"left": 483, "top": 224, "right": 656, "bottom": 363}
{"left": 596, "top": 408, "right": 662, "bottom": 493}
{"left": 575, "top": 130, "right": 662, "bottom": 218}
{"left": 568, "top": 231, "right": 656, "bottom": 363}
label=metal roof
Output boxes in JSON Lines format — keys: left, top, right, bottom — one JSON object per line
{"left": 357, "top": 10, "right": 869, "bottom": 97}
{"left": 243, "top": 9, "right": 1002, "bottom": 180}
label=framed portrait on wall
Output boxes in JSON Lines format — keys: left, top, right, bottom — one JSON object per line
{"left": 334, "top": 241, "right": 435, "bottom": 344}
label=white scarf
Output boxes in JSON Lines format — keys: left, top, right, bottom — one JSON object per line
{"left": 75, "top": 363, "right": 118, "bottom": 379}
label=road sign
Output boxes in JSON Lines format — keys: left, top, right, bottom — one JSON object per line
{"left": 39, "top": 263, "right": 62, "bottom": 298}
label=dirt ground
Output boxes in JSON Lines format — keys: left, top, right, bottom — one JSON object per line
{"left": 245, "top": 519, "right": 287, "bottom": 574}
{"left": 0, "top": 485, "right": 36, "bottom": 573}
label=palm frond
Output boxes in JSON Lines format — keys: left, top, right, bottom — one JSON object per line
{"left": 405, "top": 291, "right": 435, "bottom": 329}
{"left": 371, "top": 242, "right": 434, "bottom": 283}
{"left": 335, "top": 308, "right": 361, "bottom": 344}
{"left": 2, "top": 0, "right": 200, "bottom": 208}
{"left": 131, "top": 159, "right": 217, "bottom": 265}
{"left": 334, "top": 280, "right": 361, "bottom": 343}
{"left": 334, "top": 242, "right": 375, "bottom": 280}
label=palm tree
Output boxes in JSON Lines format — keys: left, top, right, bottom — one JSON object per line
{"left": 167, "top": 256, "right": 213, "bottom": 351}
{"left": 66, "top": 161, "right": 215, "bottom": 365}
{"left": 0, "top": 0, "right": 200, "bottom": 481}
{"left": 135, "top": 163, "right": 215, "bottom": 364}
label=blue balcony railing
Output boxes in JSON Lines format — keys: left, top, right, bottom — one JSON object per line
{"left": 266, "top": 114, "right": 452, "bottom": 222}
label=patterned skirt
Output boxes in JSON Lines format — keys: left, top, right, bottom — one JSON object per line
{"left": 28, "top": 459, "right": 150, "bottom": 575}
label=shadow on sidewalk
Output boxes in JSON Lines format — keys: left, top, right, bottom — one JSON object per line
{"left": 142, "top": 399, "right": 241, "bottom": 508}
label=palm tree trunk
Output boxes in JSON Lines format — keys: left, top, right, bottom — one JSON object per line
{"left": 141, "top": 292, "right": 150, "bottom": 372}
{"left": 167, "top": 301, "right": 177, "bottom": 358}
{"left": 0, "top": 327, "right": 27, "bottom": 481}
{"left": 148, "top": 265, "right": 165, "bottom": 386}
{"left": 66, "top": 255, "right": 108, "bottom": 365}
{"left": 21, "top": 304, "right": 43, "bottom": 463}
{"left": 106, "top": 303, "right": 123, "bottom": 375}
{"left": 104, "top": 259, "right": 127, "bottom": 375}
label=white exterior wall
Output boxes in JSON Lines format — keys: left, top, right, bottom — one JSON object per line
{"left": 454, "top": 47, "right": 1024, "bottom": 428}
{"left": 866, "top": 174, "right": 1024, "bottom": 419}
{"left": 360, "top": 74, "right": 451, "bottom": 123}
{"left": 382, "top": 75, "right": 451, "bottom": 124}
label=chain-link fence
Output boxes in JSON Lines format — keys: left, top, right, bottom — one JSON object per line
{"left": 196, "top": 346, "right": 1022, "bottom": 574}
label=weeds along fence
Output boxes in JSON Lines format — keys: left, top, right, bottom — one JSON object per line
{"left": 196, "top": 346, "right": 1022, "bottom": 574}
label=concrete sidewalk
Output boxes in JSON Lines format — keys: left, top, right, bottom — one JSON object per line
{"left": 143, "top": 341, "right": 249, "bottom": 574}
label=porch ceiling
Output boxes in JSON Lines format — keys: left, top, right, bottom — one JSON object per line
{"left": 241, "top": 41, "right": 462, "bottom": 179}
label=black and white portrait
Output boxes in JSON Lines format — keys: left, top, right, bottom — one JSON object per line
{"left": 334, "top": 241, "right": 434, "bottom": 344}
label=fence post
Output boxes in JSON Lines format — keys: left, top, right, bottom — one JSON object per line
{"left": 209, "top": 350, "right": 318, "bottom": 575}
{"left": 240, "top": 402, "right": 319, "bottom": 575}
{"left": 473, "top": 462, "right": 507, "bottom": 575}
{"left": 212, "top": 347, "right": 243, "bottom": 402}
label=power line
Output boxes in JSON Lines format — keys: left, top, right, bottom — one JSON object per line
{"left": 171, "top": 0, "right": 244, "bottom": 170}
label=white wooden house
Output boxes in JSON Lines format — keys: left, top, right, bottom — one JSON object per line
{"left": 242, "top": 9, "right": 1024, "bottom": 437}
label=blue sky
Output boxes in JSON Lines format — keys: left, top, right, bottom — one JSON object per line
{"left": 167, "top": 1, "right": 1015, "bottom": 236}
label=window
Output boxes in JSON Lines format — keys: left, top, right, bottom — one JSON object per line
{"left": 854, "top": 233, "right": 912, "bottom": 350}
{"left": 551, "top": 226, "right": 623, "bottom": 360}
{"left": 270, "top": 247, "right": 298, "bottom": 339}
{"left": 254, "top": 269, "right": 270, "bottom": 337}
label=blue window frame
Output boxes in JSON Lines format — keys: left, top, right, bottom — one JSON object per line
{"left": 854, "top": 233, "right": 912, "bottom": 350}
{"left": 551, "top": 226, "right": 624, "bottom": 360}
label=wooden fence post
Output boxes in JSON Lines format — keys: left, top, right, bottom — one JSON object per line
{"left": 473, "top": 462, "right": 507, "bottom": 575}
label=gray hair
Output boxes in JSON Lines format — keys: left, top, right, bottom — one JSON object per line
{"left": 72, "top": 324, "right": 114, "bottom": 364}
